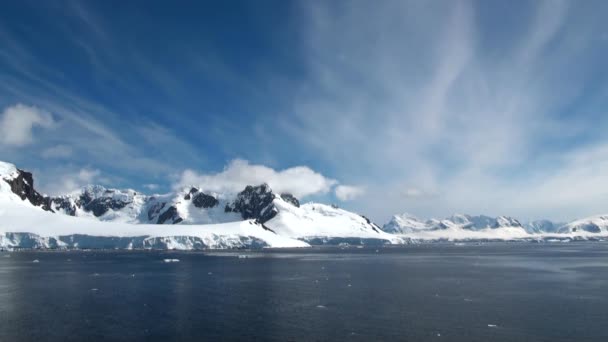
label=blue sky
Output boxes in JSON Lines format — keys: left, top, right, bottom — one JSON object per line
{"left": 1, "top": 0, "right": 608, "bottom": 223}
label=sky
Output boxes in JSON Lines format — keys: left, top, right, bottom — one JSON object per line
{"left": 1, "top": 0, "right": 608, "bottom": 223}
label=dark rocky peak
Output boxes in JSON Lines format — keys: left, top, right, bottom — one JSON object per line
{"left": 182, "top": 186, "right": 219, "bottom": 208}
{"left": 225, "top": 183, "right": 277, "bottom": 223}
{"left": 76, "top": 185, "right": 132, "bottom": 217}
{"left": 83, "top": 197, "right": 131, "bottom": 217}
{"left": 192, "top": 192, "right": 218, "bottom": 208}
{"left": 48, "top": 196, "right": 78, "bottom": 216}
{"left": 183, "top": 187, "right": 199, "bottom": 200}
{"left": 3, "top": 168, "right": 52, "bottom": 211}
{"left": 280, "top": 193, "right": 300, "bottom": 207}
{"left": 156, "top": 205, "right": 183, "bottom": 224}
{"left": 147, "top": 201, "right": 166, "bottom": 221}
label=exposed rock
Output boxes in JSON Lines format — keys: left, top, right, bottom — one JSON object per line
{"left": 48, "top": 197, "right": 77, "bottom": 216}
{"left": 157, "top": 206, "right": 183, "bottom": 224}
{"left": 280, "top": 193, "right": 300, "bottom": 207}
{"left": 225, "top": 184, "right": 277, "bottom": 223}
{"left": 192, "top": 192, "right": 219, "bottom": 208}
{"left": 184, "top": 187, "right": 199, "bottom": 200}
{"left": 147, "top": 201, "right": 166, "bottom": 221}
{"left": 3, "top": 169, "right": 51, "bottom": 211}
{"left": 359, "top": 215, "right": 380, "bottom": 233}
{"left": 73, "top": 186, "right": 132, "bottom": 217}
{"left": 81, "top": 196, "right": 130, "bottom": 217}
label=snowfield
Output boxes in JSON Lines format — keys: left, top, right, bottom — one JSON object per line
{"left": 0, "top": 195, "right": 309, "bottom": 249}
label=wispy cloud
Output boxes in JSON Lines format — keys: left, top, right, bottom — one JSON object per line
{"left": 41, "top": 145, "right": 73, "bottom": 159}
{"left": 266, "top": 0, "right": 608, "bottom": 221}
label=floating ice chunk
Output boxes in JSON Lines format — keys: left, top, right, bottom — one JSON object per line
{"left": 32, "top": 259, "right": 39, "bottom": 263}
{"left": 90, "top": 288, "right": 98, "bottom": 291}
{"left": 163, "top": 259, "right": 180, "bottom": 263}
{"left": 488, "top": 324, "right": 497, "bottom": 328}
{"left": 316, "top": 305, "right": 327, "bottom": 309}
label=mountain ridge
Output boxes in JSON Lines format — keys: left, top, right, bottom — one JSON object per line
{"left": 2, "top": 160, "right": 608, "bottom": 250}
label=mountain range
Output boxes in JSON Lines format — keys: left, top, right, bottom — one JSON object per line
{"left": 1, "top": 160, "right": 607, "bottom": 250}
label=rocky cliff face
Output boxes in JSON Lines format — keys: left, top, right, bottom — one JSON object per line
{"left": 156, "top": 206, "right": 183, "bottom": 224}
{"left": 280, "top": 193, "right": 300, "bottom": 207}
{"left": 3, "top": 169, "right": 52, "bottom": 211}
{"left": 225, "top": 184, "right": 278, "bottom": 223}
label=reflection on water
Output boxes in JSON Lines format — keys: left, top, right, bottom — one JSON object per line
{"left": 1, "top": 243, "right": 608, "bottom": 341}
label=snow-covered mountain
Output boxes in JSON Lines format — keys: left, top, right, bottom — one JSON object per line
{"left": 0, "top": 160, "right": 393, "bottom": 250}
{"left": 525, "top": 220, "right": 565, "bottom": 234}
{"left": 380, "top": 212, "right": 608, "bottom": 241}
{"left": 382, "top": 213, "right": 526, "bottom": 234}
{"left": 557, "top": 215, "right": 608, "bottom": 234}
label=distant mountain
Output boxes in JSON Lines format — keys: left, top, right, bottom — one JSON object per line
{"left": 382, "top": 213, "right": 525, "bottom": 234}
{"left": 524, "top": 220, "right": 565, "bottom": 234}
{"left": 557, "top": 216, "right": 608, "bottom": 234}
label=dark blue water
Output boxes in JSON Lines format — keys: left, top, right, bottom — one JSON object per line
{"left": 1, "top": 243, "right": 608, "bottom": 341}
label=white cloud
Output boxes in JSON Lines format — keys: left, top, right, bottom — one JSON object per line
{"left": 143, "top": 183, "right": 159, "bottom": 191}
{"left": 0, "top": 104, "right": 55, "bottom": 146}
{"left": 335, "top": 185, "right": 365, "bottom": 201}
{"left": 41, "top": 145, "right": 73, "bottom": 159}
{"left": 42, "top": 168, "right": 101, "bottom": 195}
{"left": 174, "top": 159, "right": 337, "bottom": 198}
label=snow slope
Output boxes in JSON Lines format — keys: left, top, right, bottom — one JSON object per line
{"left": 0, "top": 194, "right": 308, "bottom": 250}
{"left": 265, "top": 197, "right": 399, "bottom": 243}
{"left": 382, "top": 213, "right": 526, "bottom": 234}
{"left": 558, "top": 215, "right": 608, "bottom": 234}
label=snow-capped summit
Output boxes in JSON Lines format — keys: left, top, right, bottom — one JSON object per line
{"left": 382, "top": 213, "right": 525, "bottom": 233}
{"left": 493, "top": 216, "right": 523, "bottom": 229}
{"left": 225, "top": 183, "right": 280, "bottom": 223}
{"left": 557, "top": 215, "right": 608, "bottom": 234}
{"left": 382, "top": 213, "right": 432, "bottom": 233}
